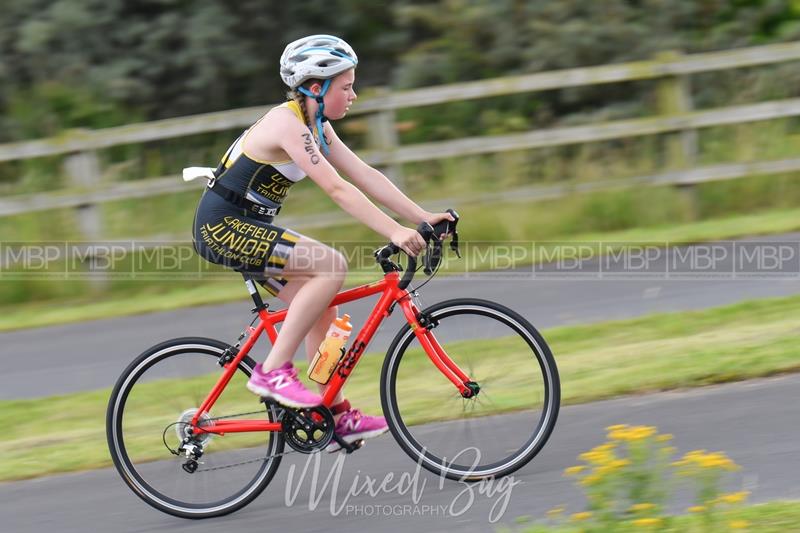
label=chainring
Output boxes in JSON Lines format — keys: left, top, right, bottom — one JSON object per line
{"left": 281, "top": 406, "right": 335, "bottom": 453}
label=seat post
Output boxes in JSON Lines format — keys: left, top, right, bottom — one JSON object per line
{"left": 242, "top": 274, "right": 268, "bottom": 312}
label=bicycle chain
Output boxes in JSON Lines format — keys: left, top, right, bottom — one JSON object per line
{"left": 186, "top": 407, "right": 321, "bottom": 473}
{"left": 197, "top": 447, "right": 312, "bottom": 473}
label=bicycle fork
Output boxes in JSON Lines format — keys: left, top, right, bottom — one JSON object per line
{"left": 399, "top": 300, "right": 478, "bottom": 398}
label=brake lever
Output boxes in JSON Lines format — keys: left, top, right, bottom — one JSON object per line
{"left": 423, "top": 239, "right": 443, "bottom": 275}
{"left": 450, "top": 229, "right": 461, "bottom": 258}
{"left": 424, "top": 210, "right": 461, "bottom": 272}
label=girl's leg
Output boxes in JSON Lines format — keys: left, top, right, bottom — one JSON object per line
{"left": 254, "top": 236, "right": 386, "bottom": 446}
{"left": 262, "top": 236, "right": 347, "bottom": 372}
{"left": 274, "top": 261, "right": 387, "bottom": 442}
{"left": 276, "top": 279, "right": 346, "bottom": 407}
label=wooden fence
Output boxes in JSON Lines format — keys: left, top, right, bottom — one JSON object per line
{"left": 2, "top": 41, "right": 800, "bottom": 234}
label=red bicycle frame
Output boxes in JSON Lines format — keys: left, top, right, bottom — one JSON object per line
{"left": 191, "top": 270, "right": 472, "bottom": 435}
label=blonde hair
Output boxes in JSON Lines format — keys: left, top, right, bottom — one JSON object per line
{"left": 286, "top": 89, "right": 309, "bottom": 128}
{"left": 286, "top": 78, "right": 323, "bottom": 129}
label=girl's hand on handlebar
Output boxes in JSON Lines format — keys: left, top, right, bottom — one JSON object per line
{"left": 390, "top": 226, "right": 427, "bottom": 257}
{"left": 423, "top": 211, "right": 456, "bottom": 239}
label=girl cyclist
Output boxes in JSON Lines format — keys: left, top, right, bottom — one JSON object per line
{"left": 192, "top": 34, "right": 454, "bottom": 449}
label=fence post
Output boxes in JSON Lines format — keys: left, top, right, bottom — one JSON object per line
{"left": 654, "top": 50, "right": 699, "bottom": 217}
{"left": 366, "top": 87, "right": 404, "bottom": 189}
{"left": 63, "top": 147, "right": 108, "bottom": 290}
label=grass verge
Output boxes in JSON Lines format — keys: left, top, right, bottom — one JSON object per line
{"left": 1, "top": 293, "right": 799, "bottom": 481}
{"left": 2, "top": 205, "right": 800, "bottom": 333}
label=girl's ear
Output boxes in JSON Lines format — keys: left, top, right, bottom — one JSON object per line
{"left": 308, "top": 82, "right": 322, "bottom": 96}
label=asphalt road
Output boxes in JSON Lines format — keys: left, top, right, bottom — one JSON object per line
{"left": 1, "top": 374, "right": 797, "bottom": 533}
{"left": 2, "top": 233, "right": 799, "bottom": 399}
{"left": 1, "top": 234, "right": 798, "bottom": 532}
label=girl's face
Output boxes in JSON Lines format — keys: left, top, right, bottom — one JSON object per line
{"left": 309, "top": 69, "right": 357, "bottom": 120}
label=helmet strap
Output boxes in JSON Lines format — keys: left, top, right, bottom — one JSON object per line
{"left": 297, "top": 79, "right": 332, "bottom": 155}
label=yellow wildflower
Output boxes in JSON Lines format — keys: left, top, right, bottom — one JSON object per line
{"left": 674, "top": 449, "right": 740, "bottom": 471}
{"left": 729, "top": 520, "right": 750, "bottom": 529}
{"left": 579, "top": 473, "right": 602, "bottom": 486}
{"left": 637, "top": 426, "right": 657, "bottom": 439}
{"left": 570, "top": 511, "right": 592, "bottom": 522}
{"left": 579, "top": 448, "right": 615, "bottom": 465}
{"left": 687, "top": 505, "right": 706, "bottom": 513}
{"left": 717, "top": 491, "right": 749, "bottom": 504}
{"left": 597, "top": 458, "right": 630, "bottom": 475}
{"left": 564, "top": 465, "right": 585, "bottom": 476}
{"left": 684, "top": 449, "right": 707, "bottom": 459}
{"left": 595, "top": 442, "right": 617, "bottom": 451}
{"left": 609, "top": 425, "right": 656, "bottom": 442}
{"left": 608, "top": 428, "right": 630, "bottom": 441}
{"left": 656, "top": 433, "right": 673, "bottom": 442}
{"left": 632, "top": 517, "right": 663, "bottom": 527}
{"left": 606, "top": 424, "right": 628, "bottom": 432}
{"left": 629, "top": 503, "right": 656, "bottom": 512}
{"left": 700, "top": 452, "right": 739, "bottom": 471}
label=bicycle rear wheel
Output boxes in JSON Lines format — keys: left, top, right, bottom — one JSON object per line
{"left": 381, "top": 298, "right": 559, "bottom": 480}
{"left": 106, "top": 337, "right": 284, "bottom": 519}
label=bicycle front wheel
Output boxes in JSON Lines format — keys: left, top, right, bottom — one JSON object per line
{"left": 106, "top": 337, "right": 284, "bottom": 519}
{"left": 381, "top": 298, "right": 560, "bottom": 480}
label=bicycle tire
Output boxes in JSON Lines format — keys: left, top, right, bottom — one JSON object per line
{"left": 380, "top": 298, "right": 560, "bottom": 481}
{"left": 106, "top": 337, "right": 284, "bottom": 519}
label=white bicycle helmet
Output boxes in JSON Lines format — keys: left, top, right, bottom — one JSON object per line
{"left": 280, "top": 34, "right": 358, "bottom": 88}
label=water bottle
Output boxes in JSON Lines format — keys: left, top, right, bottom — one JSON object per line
{"left": 308, "top": 314, "right": 352, "bottom": 384}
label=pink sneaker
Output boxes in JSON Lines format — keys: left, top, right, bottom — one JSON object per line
{"left": 246, "top": 362, "right": 322, "bottom": 408}
{"left": 327, "top": 409, "right": 389, "bottom": 451}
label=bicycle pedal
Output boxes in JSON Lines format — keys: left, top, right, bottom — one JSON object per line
{"left": 329, "top": 434, "right": 365, "bottom": 454}
{"left": 342, "top": 438, "right": 364, "bottom": 454}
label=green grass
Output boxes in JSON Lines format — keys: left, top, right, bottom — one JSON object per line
{"left": 725, "top": 502, "right": 800, "bottom": 533}
{"left": 3, "top": 204, "right": 800, "bottom": 333}
{"left": 513, "top": 501, "right": 800, "bottom": 532}
{"left": 2, "top": 293, "right": 800, "bottom": 482}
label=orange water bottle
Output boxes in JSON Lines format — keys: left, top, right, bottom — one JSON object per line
{"left": 308, "top": 314, "right": 353, "bottom": 384}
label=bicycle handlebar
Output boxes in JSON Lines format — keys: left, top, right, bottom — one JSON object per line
{"left": 374, "top": 208, "right": 460, "bottom": 291}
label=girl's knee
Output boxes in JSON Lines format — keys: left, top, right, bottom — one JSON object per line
{"left": 319, "top": 305, "right": 338, "bottom": 325}
{"left": 285, "top": 238, "right": 347, "bottom": 278}
{"left": 312, "top": 246, "right": 347, "bottom": 285}
{"left": 330, "top": 249, "right": 348, "bottom": 280}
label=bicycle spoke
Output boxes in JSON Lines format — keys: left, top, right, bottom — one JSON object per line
{"left": 383, "top": 299, "right": 560, "bottom": 480}
{"left": 107, "top": 339, "right": 285, "bottom": 518}
{"left": 477, "top": 388, "right": 496, "bottom": 407}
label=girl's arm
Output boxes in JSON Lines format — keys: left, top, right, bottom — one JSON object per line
{"left": 274, "top": 113, "right": 427, "bottom": 256}
{"left": 323, "top": 124, "right": 446, "bottom": 226}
